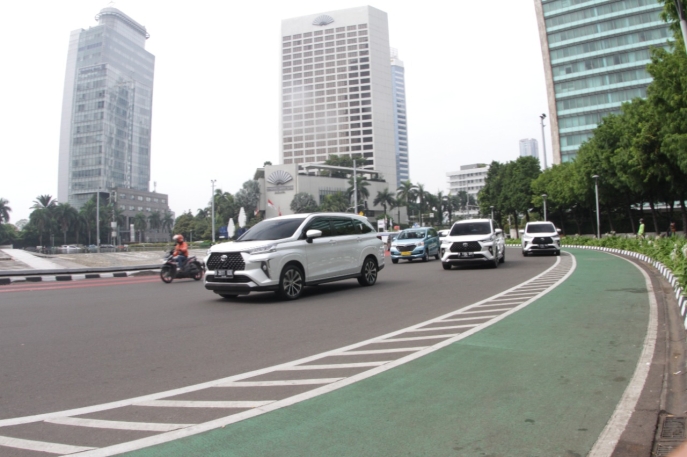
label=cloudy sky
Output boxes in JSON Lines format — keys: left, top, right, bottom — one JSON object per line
{"left": 0, "top": 0, "right": 550, "bottom": 223}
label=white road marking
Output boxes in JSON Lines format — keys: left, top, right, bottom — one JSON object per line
{"left": 380, "top": 334, "right": 459, "bottom": 342}
{"left": 278, "top": 362, "right": 387, "bottom": 369}
{"left": 337, "top": 348, "right": 425, "bottom": 355}
{"left": 136, "top": 400, "right": 273, "bottom": 408}
{"left": 408, "top": 325, "right": 477, "bottom": 332}
{"left": 45, "top": 416, "right": 193, "bottom": 431}
{"left": 588, "top": 257, "right": 658, "bottom": 457}
{"left": 0, "top": 435, "right": 94, "bottom": 454}
{"left": 440, "top": 316, "right": 497, "bottom": 322}
{"left": 217, "top": 379, "right": 343, "bottom": 387}
{"left": 461, "top": 308, "right": 513, "bottom": 314}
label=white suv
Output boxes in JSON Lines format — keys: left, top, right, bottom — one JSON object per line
{"left": 520, "top": 221, "right": 561, "bottom": 256}
{"left": 440, "top": 219, "right": 505, "bottom": 270}
{"left": 204, "top": 213, "right": 385, "bottom": 300}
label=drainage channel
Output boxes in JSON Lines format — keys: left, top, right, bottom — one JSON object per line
{"left": 0, "top": 253, "right": 575, "bottom": 457}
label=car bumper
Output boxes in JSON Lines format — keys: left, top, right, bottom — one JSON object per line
{"left": 204, "top": 266, "right": 279, "bottom": 295}
{"left": 390, "top": 247, "right": 427, "bottom": 260}
{"left": 522, "top": 241, "right": 560, "bottom": 253}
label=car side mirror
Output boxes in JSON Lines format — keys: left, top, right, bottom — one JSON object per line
{"left": 557, "top": 229, "right": 562, "bottom": 234}
{"left": 495, "top": 229, "right": 503, "bottom": 236}
{"left": 305, "top": 229, "right": 322, "bottom": 243}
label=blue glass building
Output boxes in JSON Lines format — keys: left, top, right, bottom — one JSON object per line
{"left": 535, "top": 0, "right": 671, "bottom": 163}
{"left": 391, "top": 49, "right": 409, "bottom": 184}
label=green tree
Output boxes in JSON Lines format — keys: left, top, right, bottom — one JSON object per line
{"left": 133, "top": 212, "right": 148, "bottom": 243}
{"left": 290, "top": 192, "right": 319, "bottom": 213}
{"left": 320, "top": 192, "right": 349, "bottom": 212}
{"left": 172, "top": 212, "right": 195, "bottom": 241}
{"left": 396, "top": 180, "right": 416, "bottom": 225}
{"left": 235, "top": 181, "right": 261, "bottom": 224}
{"left": 347, "top": 174, "right": 370, "bottom": 211}
{"left": 0, "top": 198, "right": 11, "bottom": 224}
{"left": 373, "top": 188, "right": 396, "bottom": 216}
{"left": 54, "top": 203, "right": 78, "bottom": 244}
{"left": 321, "top": 154, "right": 363, "bottom": 178}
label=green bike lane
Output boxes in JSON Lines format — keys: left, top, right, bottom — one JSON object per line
{"left": 123, "top": 249, "right": 651, "bottom": 457}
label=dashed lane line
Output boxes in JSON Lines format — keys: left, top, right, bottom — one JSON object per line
{"left": 0, "top": 435, "right": 94, "bottom": 454}
{"left": 45, "top": 417, "right": 193, "bottom": 432}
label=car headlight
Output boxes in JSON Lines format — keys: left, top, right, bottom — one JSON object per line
{"left": 247, "top": 243, "right": 278, "bottom": 255}
{"left": 206, "top": 249, "right": 212, "bottom": 256}
{"left": 417, "top": 241, "right": 424, "bottom": 246}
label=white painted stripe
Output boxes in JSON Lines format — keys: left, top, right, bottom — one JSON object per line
{"left": 67, "top": 256, "right": 576, "bottom": 457}
{"left": 440, "top": 316, "right": 498, "bottom": 322}
{"left": 278, "top": 362, "right": 387, "bottom": 369}
{"left": 461, "top": 308, "right": 512, "bottom": 314}
{"left": 588, "top": 255, "right": 658, "bottom": 457}
{"left": 338, "top": 348, "right": 426, "bottom": 355}
{"left": 0, "top": 435, "right": 94, "bottom": 454}
{"left": 478, "top": 301, "right": 522, "bottom": 306}
{"left": 136, "top": 400, "right": 272, "bottom": 408}
{"left": 379, "top": 334, "right": 458, "bottom": 342}
{"left": 45, "top": 416, "right": 193, "bottom": 432}
{"left": 218, "top": 379, "right": 342, "bottom": 387}
{"left": 408, "top": 324, "right": 477, "bottom": 332}
{"left": 492, "top": 292, "right": 539, "bottom": 297}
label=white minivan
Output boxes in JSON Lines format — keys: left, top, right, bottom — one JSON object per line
{"left": 204, "top": 213, "right": 385, "bottom": 300}
{"left": 519, "top": 221, "right": 561, "bottom": 256}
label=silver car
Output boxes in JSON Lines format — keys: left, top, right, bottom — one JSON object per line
{"left": 520, "top": 222, "right": 561, "bottom": 256}
{"left": 204, "top": 213, "right": 385, "bottom": 300}
{"left": 440, "top": 219, "right": 505, "bottom": 270}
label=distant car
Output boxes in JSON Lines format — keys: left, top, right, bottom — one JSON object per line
{"left": 520, "top": 221, "right": 561, "bottom": 256}
{"left": 99, "top": 244, "right": 116, "bottom": 252}
{"left": 390, "top": 227, "right": 441, "bottom": 263}
{"left": 59, "top": 245, "right": 80, "bottom": 253}
{"left": 440, "top": 219, "right": 505, "bottom": 269}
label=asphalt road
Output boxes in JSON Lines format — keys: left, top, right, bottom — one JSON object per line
{"left": 0, "top": 250, "right": 555, "bottom": 422}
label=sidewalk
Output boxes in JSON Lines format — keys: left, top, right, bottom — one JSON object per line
{"left": 119, "top": 249, "right": 666, "bottom": 457}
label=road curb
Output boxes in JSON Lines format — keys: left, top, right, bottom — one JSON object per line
{"left": 0, "top": 269, "right": 160, "bottom": 284}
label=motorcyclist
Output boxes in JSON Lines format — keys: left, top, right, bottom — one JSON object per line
{"left": 172, "top": 234, "right": 189, "bottom": 270}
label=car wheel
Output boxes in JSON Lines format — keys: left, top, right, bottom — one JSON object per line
{"left": 160, "top": 266, "right": 174, "bottom": 283}
{"left": 391, "top": 258, "right": 398, "bottom": 264}
{"left": 554, "top": 250, "right": 560, "bottom": 256}
{"left": 219, "top": 294, "right": 238, "bottom": 299}
{"left": 500, "top": 248, "right": 505, "bottom": 264}
{"left": 522, "top": 250, "right": 527, "bottom": 257}
{"left": 492, "top": 248, "right": 499, "bottom": 268}
{"left": 422, "top": 251, "right": 428, "bottom": 262}
{"left": 357, "top": 257, "right": 378, "bottom": 287}
{"left": 435, "top": 253, "right": 440, "bottom": 260}
{"left": 277, "top": 264, "right": 304, "bottom": 300}
{"left": 192, "top": 263, "right": 204, "bottom": 280}
{"left": 442, "top": 262, "right": 451, "bottom": 270}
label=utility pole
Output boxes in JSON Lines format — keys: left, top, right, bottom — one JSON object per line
{"left": 540, "top": 114, "right": 548, "bottom": 169}
{"left": 211, "top": 179, "right": 216, "bottom": 243}
{"left": 96, "top": 189, "right": 100, "bottom": 252}
{"left": 353, "top": 159, "right": 358, "bottom": 214}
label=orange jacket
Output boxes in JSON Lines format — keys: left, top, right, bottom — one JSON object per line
{"left": 173, "top": 241, "right": 189, "bottom": 257}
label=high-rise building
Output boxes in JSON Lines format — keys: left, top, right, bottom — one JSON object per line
{"left": 280, "top": 6, "right": 398, "bottom": 191}
{"left": 535, "top": 0, "right": 671, "bottom": 163}
{"left": 391, "top": 48, "right": 409, "bottom": 184}
{"left": 57, "top": 7, "right": 155, "bottom": 209}
{"left": 519, "top": 138, "right": 539, "bottom": 158}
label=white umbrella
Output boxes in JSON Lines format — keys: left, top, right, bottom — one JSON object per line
{"left": 238, "top": 207, "right": 247, "bottom": 228}
{"left": 228, "top": 219, "right": 235, "bottom": 238}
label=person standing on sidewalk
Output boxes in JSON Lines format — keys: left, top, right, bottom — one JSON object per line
{"left": 637, "top": 218, "right": 645, "bottom": 239}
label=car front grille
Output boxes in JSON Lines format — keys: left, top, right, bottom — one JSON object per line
{"left": 532, "top": 237, "right": 553, "bottom": 244}
{"left": 207, "top": 252, "right": 245, "bottom": 271}
{"left": 207, "top": 274, "right": 251, "bottom": 283}
{"left": 450, "top": 241, "right": 482, "bottom": 252}
{"left": 396, "top": 244, "right": 416, "bottom": 252}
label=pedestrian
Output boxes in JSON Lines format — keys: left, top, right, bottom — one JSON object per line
{"left": 637, "top": 218, "right": 645, "bottom": 239}
{"left": 668, "top": 221, "right": 677, "bottom": 237}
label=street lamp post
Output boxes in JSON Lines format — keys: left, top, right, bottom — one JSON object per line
{"left": 592, "top": 175, "right": 601, "bottom": 238}
{"left": 96, "top": 189, "right": 100, "bottom": 252}
{"left": 541, "top": 194, "right": 548, "bottom": 221}
{"left": 352, "top": 159, "right": 358, "bottom": 214}
{"left": 539, "top": 114, "right": 548, "bottom": 169}
{"left": 211, "top": 179, "right": 216, "bottom": 243}
{"left": 490, "top": 206, "right": 494, "bottom": 221}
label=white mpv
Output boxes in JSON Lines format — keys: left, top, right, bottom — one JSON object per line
{"left": 204, "top": 213, "right": 385, "bottom": 300}
{"left": 520, "top": 221, "right": 561, "bottom": 256}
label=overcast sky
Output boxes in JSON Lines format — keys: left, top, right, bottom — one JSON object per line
{"left": 0, "top": 0, "right": 551, "bottom": 223}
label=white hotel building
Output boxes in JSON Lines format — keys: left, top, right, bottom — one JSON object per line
{"left": 279, "top": 6, "right": 398, "bottom": 191}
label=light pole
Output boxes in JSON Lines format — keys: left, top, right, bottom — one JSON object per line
{"left": 352, "top": 159, "right": 358, "bottom": 214}
{"left": 592, "top": 175, "right": 601, "bottom": 238}
{"left": 490, "top": 205, "right": 494, "bottom": 221}
{"left": 539, "top": 114, "right": 548, "bottom": 169}
{"left": 211, "top": 179, "right": 216, "bottom": 243}
{"left": 96, "top": 188, "right": 100, "bottom": 252}
{"left": 541, "top": 194, "right": 548, "bottom": 221}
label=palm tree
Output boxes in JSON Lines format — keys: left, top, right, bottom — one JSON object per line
{"left": 133, "top": 212, "right": 148, "bottom": 243}
{"left": 79, "top": 199, "right": 97, "bottom": 245}
{"left": 162, "top": 211, "right": 175, "bottom": 236}
{"left": 373, "top": 188, "right": 396, "bottom": 217}
{"left": 54, "top": 203, "right": 78, "bottom": 244}
{"left": 319, "top": 192, "right": 349, "bottom": 212}
{"left": 32, "top": 195, "right": 57, "bottom": 211}
{"left": 396, "top": 180, "right": 416, "bottom": 226}
{"left": 347, "top": 175, "right": 370, "bottom": 212}
{"left": 29, "top": 208, "right": 52, "bottom": 247}
{"left": 148, "top": 211, "right": 162, "bottom": 231}
{"left": 415, "top": 183, "right": 427, "bottom": 225}
{"left": 0, "top": 198, "right": 11, "bottom": 223}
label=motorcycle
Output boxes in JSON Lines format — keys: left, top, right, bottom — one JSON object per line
{"left": 160, "top": 249, "right": 205, "bottom": 283}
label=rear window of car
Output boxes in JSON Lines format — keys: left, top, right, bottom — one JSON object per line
{"left": 398, "top": 230, "right": 426, "bottom": 240}
{"left": 526, "top": 223, "right": 556, "bottom": 234}
{"left": 237, "top": 217, "right": 307, "bottom": 241}
{"left": 450, "top": 222, "right": 491, "bottom": 236}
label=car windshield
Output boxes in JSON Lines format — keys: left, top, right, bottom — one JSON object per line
{"left": 526, "top": 223, "right": 556, "bottom": 234}
{"left": 450, "top": 222, "right": 492, "bottom": 236}
{"left": 236, "top": 217, "right": 307, "bottom": 241}
{"left": 398, "top": 230, "right": 426, "bottom": 240}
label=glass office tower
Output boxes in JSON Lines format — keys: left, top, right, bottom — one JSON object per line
{"left": 535, "top": 0, "right": 671, "bottom": 163}
{"left": 58, "top": 7, "right": 155, "bottom": 208}
{"left": 391, "top": 48, "right": 410, "bottom": 184}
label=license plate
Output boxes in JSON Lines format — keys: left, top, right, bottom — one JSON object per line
{"left": 401, "top": 252, "right": 411, "bottom": 256}
{"left": 460, "top": 252, "right": 473, "bottom": 258}
{"left": 538, "top": 244, "right": 546, "bottom": 248}
{"left": 216, "top": 269, "right": 233, "bottom": 278}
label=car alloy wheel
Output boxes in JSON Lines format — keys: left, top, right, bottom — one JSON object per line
{"left": 492, "top": 247, "right": 499, "bottom": 268}
{"left": 500, "top": 248, "right": 505, "bottom": 264}
{"left": 357, "top": 257, "right": 378, "bottom": 286}
{"left": 278, "top": 265, "right": 304, "bottom": 300}
{"left": 442, "top": 262, "right": 451, "bottom": 270}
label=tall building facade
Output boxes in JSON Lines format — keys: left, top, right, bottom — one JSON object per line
{"left": 58, "top": 7, "right": 155, "bottom": 209}
{"left": 447, "top": 164, "right": 489, "bottom": 200}
{"left": 280, "top": 6, "right": 398, "bottom": 191}
{"left": 391, "top": 48, "right": 409, "bottom": 184}
{"left": 519, "top": 138, "right": 539, "bottom": 158}
{"left": 535, "top": 0, "right": 671, "bottom": 163}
